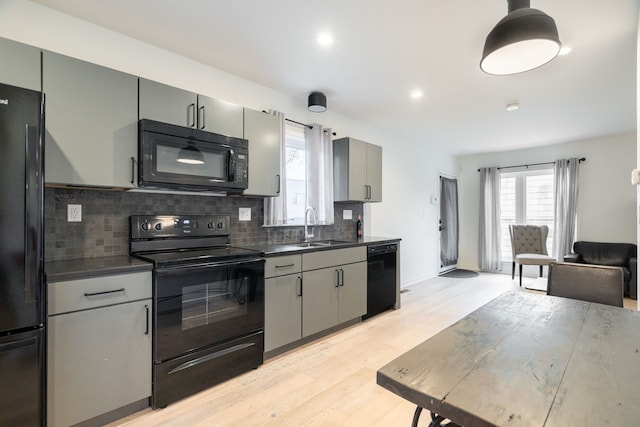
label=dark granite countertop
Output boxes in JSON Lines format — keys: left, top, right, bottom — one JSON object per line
{"left": 238, "top": 236, "right": 401, "bottom": 257}
{"left": 46, "top": 256, "right": 153, "bottom": 282}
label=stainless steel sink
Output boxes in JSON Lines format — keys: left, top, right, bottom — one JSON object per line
{"left": 288, "top": 239, "right": 351, "bottom": 248}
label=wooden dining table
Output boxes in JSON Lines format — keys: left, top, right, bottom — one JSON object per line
{"left": 377, "top": 291, "right": 640, "bottom": 426}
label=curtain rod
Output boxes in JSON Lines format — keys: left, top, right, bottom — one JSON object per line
{"left": 261, "top": 110, "right": 337, "bottom": 135}
{"left": 477, "top": 157, "right": 586, "bottom": 172}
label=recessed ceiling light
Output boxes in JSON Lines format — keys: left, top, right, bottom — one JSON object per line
{"left": 506, "top": 102, "right": 520, "bottom": 111}
{"left": 559, "top": 46, "right": 572, "bottom": 56}
{"left": 410, "top": 90, "right": 423, "bottom": 99}
{"left": 317, "top": 33, "right": 333, "bottom": 46}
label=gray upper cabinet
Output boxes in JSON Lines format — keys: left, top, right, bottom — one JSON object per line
{"left": 0, "top": 37, "right": 41, "bottom": 91}
{"left": 43, "top": 51, "right": 138, "bottom": 188}
{"left": 243, "top": 108, "right": 281, "bottom": 196}
{"left": 139, "top": 78, "right": 244, "bottom": 138}
{"left": 199, "top": 94, "right": 244, "bottom": 138}
{"left": 333, "top": 137, "right": 383, "bottom": 202}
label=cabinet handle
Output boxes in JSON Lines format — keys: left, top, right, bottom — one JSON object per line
{"left": 275, "top": 263, "right": 295, "bottom": 269}
{"left": 364, "top": 185, "right": 368, "bottom": 200}
{"left": 335, "top": 269, "right": 340, "bottom": 287}
{"left": 188, "top": 103, "right": 196, "bottom": 127}
{"left": 130, "top": 156, "right": 135, "bottom": 184}
{"left": 145, "top": 304, "right": 150, "bottom": 335}
{"left": 276, "top": 174, "right": 281, "bottom": 195}
{"left": 83, "top": 288, "right": 125, "bottom": 297}
{"left": 199, "top": 105, "right": 205, "bottom": 129}
{"left": 297, "top": 276, "right": 303, "bottom": 297}
{"left": 340, "top": 268, "right": 345, "bottom": 287}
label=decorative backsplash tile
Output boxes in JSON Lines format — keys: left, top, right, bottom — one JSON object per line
{"left": 45, "top": 188, "right": 364, "bottom": 261}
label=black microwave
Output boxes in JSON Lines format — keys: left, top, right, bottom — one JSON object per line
{"left": 138, "top": 119, "right": 248, "bottom": 193}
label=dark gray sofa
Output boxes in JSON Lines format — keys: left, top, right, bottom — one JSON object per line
{"left": 564, "top": 241, "right": 637, "bottom": 299}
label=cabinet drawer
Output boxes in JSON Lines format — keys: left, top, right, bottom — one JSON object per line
{"left": 265, "top": 254, "right": 302, "bottom": 278}
{"left": 302, "top": 247, "right": 366, "bottom": 271}
{"left": 48, "top": 272, "right": 152, "bottom": 315}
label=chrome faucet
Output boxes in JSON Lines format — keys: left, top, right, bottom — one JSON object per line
{"left": 304, "top": 207, "right": 317, "bottom": 241}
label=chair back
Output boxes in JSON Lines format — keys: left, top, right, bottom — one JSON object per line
{"left": 509, "top": 225, "right": 550, "bottom": 257}
{"left": 547, "top": 262, "right": 624, "bottom": 307}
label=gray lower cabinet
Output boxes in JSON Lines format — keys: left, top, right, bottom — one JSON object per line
{"left": 302, "top": 257, "right": 367, "bottom": 337}
{"left": 265, "top": 247, "right": 367, "bottom": 353}
{"left": 138, "top": 78, "right": 244, "bottom": 137}
{"left": 243, "top": 108, "right": 281, "bottom": 196}
{"left": 264, "top": 255, "right": 302, "bottom": 352}
{"left": 0, "top": 37, "right": 40, "bottom": 91}
{"left": 333, "top": 137, "right": 383, "bottom": 202}
{"left": 47, "top": 271, "right": 152, "bottom": 427}
{"left": 43, "top": 51, "right": 138, "bottom": 188}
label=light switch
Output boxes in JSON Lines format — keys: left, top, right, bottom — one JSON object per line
{"left": 239, "top": 207, "right": 251, "bottom": 221}
{"left": 67, "top": 204, "right": 82, "bottom": 222}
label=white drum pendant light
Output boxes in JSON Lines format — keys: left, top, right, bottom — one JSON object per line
{"left": 481, "top": 0, "right": 561, "bottom": 75}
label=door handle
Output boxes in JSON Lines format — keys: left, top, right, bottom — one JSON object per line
{"left": 144, "top": 304, "right": 150, "bottom": 335}
{"left": 188, "top": 103, "right": 196, "bottom": 127}
{"left": 199, "top": 105, "right": 206, "bottom": 129}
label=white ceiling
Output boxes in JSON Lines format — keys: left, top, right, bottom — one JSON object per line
{"left": 32, "top": 0, "right": 638, "bottom": 155}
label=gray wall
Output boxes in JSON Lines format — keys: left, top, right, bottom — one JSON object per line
{"left": 457, "top": 132, "right": 637, "bottom": 271}
{"left": 45, "top": 187, "right": 363, "bottom": 261}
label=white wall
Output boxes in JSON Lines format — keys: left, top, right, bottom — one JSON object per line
{"left": 0, "top": 0, "right": 454, "bottom": 286}
{"left": 457, "top": 132, "right": 637, "bottom": 271}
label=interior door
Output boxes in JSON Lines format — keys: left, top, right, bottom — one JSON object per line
{"left": 439, "top": 175, "right": 459, "bottom": 273}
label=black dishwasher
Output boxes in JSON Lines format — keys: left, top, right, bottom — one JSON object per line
{"left": 364, "top": 243, "right": 397, "bottom": 319}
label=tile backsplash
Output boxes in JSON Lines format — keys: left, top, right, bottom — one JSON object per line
{"left": 45, "top": 187, "right": 364, "bottom": 261}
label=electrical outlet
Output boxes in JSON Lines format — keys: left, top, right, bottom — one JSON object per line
{"left": 239, "top": 207, "right": 251, "bottom": 221}
{"left": 343, "top": 210, "right": 352, "bottom": 220}
{"left": 67, "top": 204, "right": 82, "bottom": 222}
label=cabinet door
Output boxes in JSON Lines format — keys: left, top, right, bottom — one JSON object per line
{"left": 366, "top": 143, "right": 383, "bottom": 202}
{"left": 302, "top": 267, "right": 339, "bottom": 337}
{"left": 0, "top": 37, "right": 40, "bottom": 91}
{"left": 265, "top": 274, "right": 302, "bottom": 352}
{"left": 138, "top": 78, "right": 198, "bottom": 127}
{"left": 348, "top": 138, "right": 368, "bottom": 201}
{"left": 197, "top": 95, "right": 243, "bottom": 137}
{"left": 43, "top": 52, "right": 138, "bottom": 188}
{"left": 243, "top": 108, "right": 281, "bottom": 196}
{"left": 338, "top": 261, "right": 367, "bottom": 323}
{"left": 47, "top": 299, "right": 151, "bottom": 427}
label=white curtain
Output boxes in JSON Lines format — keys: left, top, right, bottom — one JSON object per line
{"left": 263, "top": 110, "right": 286, "bottom": 225}
{"left": 553, "top": 157, "right": 580, "bottom": 260}
{"left": 479, "top": 167, "right": 502, "bottom": 271}
{"left": 304, "top": 124, "right": 334, "bottom": 225}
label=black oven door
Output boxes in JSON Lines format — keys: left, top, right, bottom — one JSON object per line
{"left": 154, "top": 258, "right": 265, "bottom": 363}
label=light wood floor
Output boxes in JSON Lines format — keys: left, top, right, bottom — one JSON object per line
{"left": 107, "top": 273, "right": 637, "bottom": 427}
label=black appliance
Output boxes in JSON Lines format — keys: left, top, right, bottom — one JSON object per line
{"left": 138, "top": 119, "right": 249, "bottom": 193}
{"left": 364, "top": 243, "right": 397, "bottom": 320}
{"left": 130, "top": 215, "right": 264, "bottom": 408}
{"left": 0, "top": 83, "right": 45, "bottom": 426}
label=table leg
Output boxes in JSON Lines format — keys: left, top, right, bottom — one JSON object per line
{"left": 411, "top": 406, "right": 462, "bottom": 427}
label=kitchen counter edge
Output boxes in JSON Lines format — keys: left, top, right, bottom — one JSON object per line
{"left": 242, "top": 236, "right": 401, "bottom": 257}
{"left": 46, "top": 256, "right": 153, "bottom": 282}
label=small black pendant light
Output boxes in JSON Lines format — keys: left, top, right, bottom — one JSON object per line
{"left": 308, "top": 91, "right": 327, "bottom": 112}
{"left": 481, "top": 0, "right": 561, "bottom": 75}
{"left": 177, "top": 145, "right": 205, "bottom": 165}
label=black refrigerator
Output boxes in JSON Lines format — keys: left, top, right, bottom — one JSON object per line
{"left": 0, "top": 83, "right": 45, "bottom": 426}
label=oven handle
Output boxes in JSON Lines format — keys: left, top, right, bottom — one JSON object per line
{"left": 168, "top": 342, "right": 256, "bottom": 375}
{"left": 156, "top": 257, "right": 265, "bottom": 273}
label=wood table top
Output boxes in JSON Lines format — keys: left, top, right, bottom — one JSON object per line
{"left": 377, "top": 291, "right": 640, "bottom": 426}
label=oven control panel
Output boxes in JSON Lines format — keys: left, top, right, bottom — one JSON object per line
{"left": 131, "top": 215, "right": 230, "bottom": 239}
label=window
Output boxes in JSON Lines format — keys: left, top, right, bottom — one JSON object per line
{"left": 284, "top": 122, "right": 306, "bottom": 224}
{"left": 499, "top": 168, "right": 554, "bottom": 261}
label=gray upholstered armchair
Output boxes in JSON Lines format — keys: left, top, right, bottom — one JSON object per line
{"left": 509, "top": 225, "right": 555, "bottom": 287}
